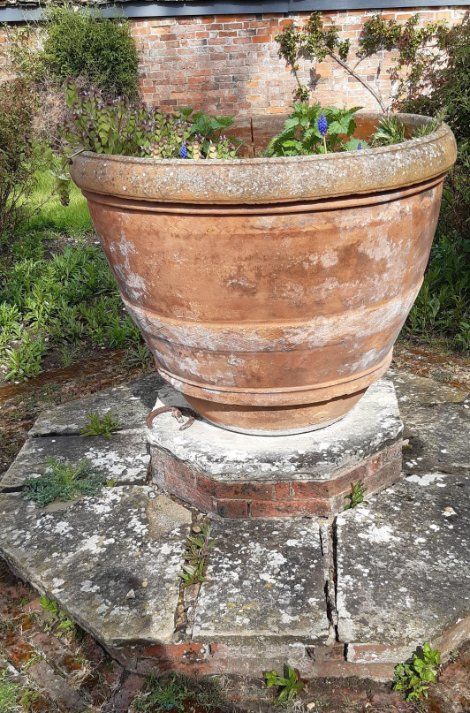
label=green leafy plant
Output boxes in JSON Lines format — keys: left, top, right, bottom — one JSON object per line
{"left": 371, "top": 116, "right": 406, "bottom": 146}
{"left": 80, "top": 412, "right": 120, "bottom": 438}
{"left": 63, "top": 85, "right": 238, "bottom": 160}
{"left": 393, "top": 642, "right": 441, "bottom": 701}
{"left": 0, "top": 79, "right": 37, "bottom": 240}
{"left": 265, "top": 102, "right": 364, "bottom": 157}
{"left": 23, "top": 458, "right": 105, "bottom": 506}
{"left": 41, "top": 5, "right": 138, "bottom": 98}
{"left": 180, "top": 522, "right": 211, "bottom": 588}
{"left": 344, "top": 481, "right": 366, "bottom": 510}
{"left": 275, "top": 11, "right": 450, "bottom": 112}
{"left": 39, "top": 596, "right": 76, "bottom": 637}
{"left": 264, "top": 665, "right": 304, "bottom": 705}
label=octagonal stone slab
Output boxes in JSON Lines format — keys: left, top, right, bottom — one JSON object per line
{"left": 0, "top": 487, "right": 191, "bottom": 647}
{"left": 0, "top": 431, "right": 150, "bottom": 491}
{"left": 336, "top": 472, "right": 470, "bottom": 663}
{"left": 149, "top": 379, "right": 403, "bottom": 517}
{"left": 193, "top": 519, "right": 329, "bottom": 642}
{"left": 29, "top": 373, "right": 163, "bottom": 436}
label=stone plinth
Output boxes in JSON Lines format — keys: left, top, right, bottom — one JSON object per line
{"left": 148, "top": 379, "right": 404, "bottom": 518}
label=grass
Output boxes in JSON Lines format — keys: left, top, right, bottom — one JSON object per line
{"left": 0, "top": 669, "right": 19, "bottom": 713}
{"left": 133, "top": 673, "right": 229, "bottom": 712}
{"left": 25, "top": 169, "right": 91, "bottom": 235}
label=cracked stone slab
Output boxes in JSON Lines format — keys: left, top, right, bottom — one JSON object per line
{"left": 336, "top": 472, "right": 470, "bottom": 662}
{"left": 193, "top": 519, "right": 329, "bottom": 642}
{"left": 29, "top": 373, "right": 164, "bottom": 436}
{"left": 0, "top": 431, "right": 150, "bottom": 491}
{"left": 148, "top": 378, "right": 402, "bottom": 482}
{"left": 0, "top": 487, "right": 190, "bottom": 647}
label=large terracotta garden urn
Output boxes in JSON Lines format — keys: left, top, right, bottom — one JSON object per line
{"left": 71, "top": 112, "right": 456, "bottom": 435}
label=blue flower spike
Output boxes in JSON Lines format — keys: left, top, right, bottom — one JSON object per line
{"left": 317, "top": 114, "right": 328, "bottom": 136}
{"left": 357, "top": 142, "right": 363, "bottom": 150}
{"left": 179, "top": 143, "right": 188, "bottom": 159}
{"left": 317, "top": 114, "right": 328, "bottom": 153}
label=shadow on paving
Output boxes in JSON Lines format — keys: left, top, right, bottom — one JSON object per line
{"left": 1, "top": 558, "right": 469, "bottom": 713}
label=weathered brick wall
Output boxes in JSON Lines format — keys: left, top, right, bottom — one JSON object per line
{"left": 134, "top": 7, "right": 466, "bottom": 115}
{"left": 0, "top": 7, "right": 466, "bottom": 113}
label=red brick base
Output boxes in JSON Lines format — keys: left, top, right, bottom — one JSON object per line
{"left": 151, "top": 440, "right": 403, "bottom": 518}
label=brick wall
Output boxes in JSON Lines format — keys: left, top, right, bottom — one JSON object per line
{"left": 0, "top": 7, "right": 466, "bottom": 114}
{"left": 134, "top": 7, "right": 466, "bottom": 116}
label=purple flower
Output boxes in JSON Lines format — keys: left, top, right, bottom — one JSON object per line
{"left": 317, "top": 114, "right": 328, "bottom": 137}
{"left": 179, "top": 143, "right": 188, "bottom": 159}
{"left": 357, "top": 142, "right": 363, "bottom": 150}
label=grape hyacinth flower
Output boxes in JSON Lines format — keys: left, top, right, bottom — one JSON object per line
{"left": 179, "top": 143, "right": 188, "bottom": 159}
{"left": 317, "top": 114, "right": 328, "bottom": 154}
{"left": 357, "top": 142, "right": 363, "bottom": 150}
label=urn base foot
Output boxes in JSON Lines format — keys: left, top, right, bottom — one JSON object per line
{"left": 185, "top": 391, "right": 364, "bottom": 436}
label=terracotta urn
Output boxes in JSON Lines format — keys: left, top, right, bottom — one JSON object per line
{"left": 70, "top": 112, "right": 456, "bottom": 435}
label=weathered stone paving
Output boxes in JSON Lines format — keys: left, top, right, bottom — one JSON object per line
{"left": 0, "top": 367, "right": 468, "bottom": 678}
{"left": 0, "top": 431, "right": 150, "bottom": 490}
{"left": 0, "top": 487, "right": 189, "bottom": 646}
{"left": 29, "top": 373, "right": 163, "bottom": 436}
{"left": 336, "top": 471, "right": 470, "bottom": 663}
{"left": 192, "top": 519, "right": 329, "bottom": 642}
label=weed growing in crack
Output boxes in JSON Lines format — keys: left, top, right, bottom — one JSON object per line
{"left": 23, "top": 457, "right": 105, "bottom": 506}
{"left": 344, "top": 481, "right": 366, "bottom": 510}
{"left": 39, "top": 595, "right": 76, "bottom": 638}
{"left": 265, "top": 665, "right": 304, "bottom": 706}
{"left": 393, "top": 642, "right": 441, "bottom": 701}
{"left": 180, "top": 522, "right": 211, "bottom": 588}
{"left": 80, "top": 411, "right": 120, "bottom": 438}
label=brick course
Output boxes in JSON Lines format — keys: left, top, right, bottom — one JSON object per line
{"left": 151, "top": 440, "right": 403, "bottom": 518}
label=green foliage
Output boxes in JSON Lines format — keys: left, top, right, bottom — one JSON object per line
{"left": 265, "top": 103, "right": 363, "bottom": 157}
{"left": 264, "top": 665, "right": 304, "bottom": 705}
{"left": 0, "top": 669, "right": 19, "bottom": 713}
{"left": 275, "top": 11, "right": 452, "bottom": 111}
{"left": 80, "top": 412, "right": 120, "bottom": 438}
{"left": 40, "top": 5, "right": 138, "bottom": 98}
{"left": 0, "top": 80, "right": 37, "bottom": 240}
{"left": 39, "top": 596, "right": 76, "bottom": 637}
{"left": 180, "top": 523, "right": 211, "bottom": 588}
{"left": 344, "top": 481, "right": 366, "bottom": 510}
{"left": 393, "top": 643, "right": 441, "bottom": 701}
{"left": 23, "top": 458, "right": 105, "bottom": 506}
{"left": 63, "top": 86, "right": 239, "bottom": 159}
{"left": 0, "top": 239, "right": 143, "bottom": 381}
{"left": 405, "top": 230, "right": 469, "bottom": 350}
{"left": 371, "top": 116, "right": 406, "bottom": 146}
{"left": 134, "top": 673, "right": 226, "bottom": 712}
{"left": 399, "top": 15, "right": 469, "bottom": 351}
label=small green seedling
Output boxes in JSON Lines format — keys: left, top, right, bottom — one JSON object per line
{"left": 80, "top": 411, "right": 120, "bottom": 438}
{"left": 23, "top": 458, "right": 105, "bottom": 506}
{"left": 180, "top": 523, "right": 211, "bottom": 588}
{"left": 393, "top": 642, "right": 441, "bottom": 701}
{"left": 264, "top": 665, "right": 304, "bottom": 705}
{"left": 344, "top": 481, "right": 366, "bottom": 510}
